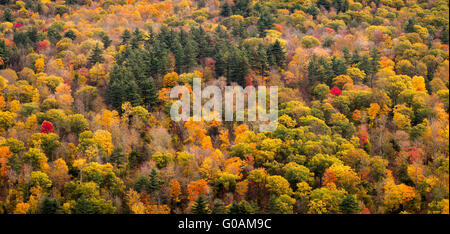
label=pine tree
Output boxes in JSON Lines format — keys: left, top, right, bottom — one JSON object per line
{"left": 368, "top": 47, "right": 381, "bottom": 87}
{"left": 212, "top": 199, "right": 226, "bottom": 214}
{"left": 340, "top": 194, "right": 360, "bottom": 214}
{"left": 120, "top": 29, "right": 131, "bottom": 45}
{"left": 40, "top": 197, "right": 62, "bottom": 214}
{"left": 343, "top": 47, "right": 351, "bottom": 64}
{"left": 64, "top": 30, "right": 76, "bottom": 40}
{"left": 213, "top": 40, "right": 229, "bottom": 78}
{"left": 74, "top": 196, "right": 95, "bottom": 214}
{"left": 267, "top": 40, "right": 286, "bottom": 69}
{"left": 192, "top": 195, "right": 209, "bottom": 214}
{"left": 257, "top": 8, "right": 274, "bottom": 37}
{"left": 148, "top": 168, "right": 162, "bottom": 193}
{"left": 131, "top": 28, "right": 144, "bottom": 49}
{"left": 331, "top": 56, "right": 348, "bottom": 77}
{"left": 128, "top": 150, "right": 142, "bottom": 168}
{"left": 229, "top": 200, "right": 243, "bottom": 214}
{"left": 405, "top": 18, "right": 416, "bottom": 33}
{"left": 134, "top": 174, "right": 149, "bottom": 193}
{"left": 182, "top": 38, "right": 198, "bottom": 73}
{"left": 3, "top": 8, "right": 14, "bottom": 22}
{"left": 88, "top": 43, "right": 104, "bottom": 66}
{"left": 220, "top": 2, "right": 232, "bottom": 17}
{"left": 124, "top": 79, "right": 142, "bottom": 107}
{"left": 110, "top": 146, "right": 125, "bottom": 167}
{"left": 441, "top": 26, "right": 449, "bottom": 44}
{"left": 227, "top": 47, "right": 249, "bottom": 86}
{"left": 351, "top": 49, "right": 361, "bottom": 65}
{"left": 256, "top": 44, "right": 268, "bottom": 76}
{"left": 102, "top": 34, "right": 112, "bottom": 49}
{"left": 232, "top": 0, "right": 251, "bottom": 17}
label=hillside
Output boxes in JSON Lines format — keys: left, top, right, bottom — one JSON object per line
{"left": 0, "top": 0, "right": 448, "bottom": 214}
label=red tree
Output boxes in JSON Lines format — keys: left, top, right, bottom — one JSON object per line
{"left": 41, "top": 121, "right": 54, "bottom": 134}
{"left": 330, "top": 87, "right": 342, "bottom": 96}
{"left": 13, "top": 23, "right": 23, "bottom": 29}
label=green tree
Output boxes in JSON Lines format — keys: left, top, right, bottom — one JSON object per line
{"left": 267, "top": 40, "right": 286, "bottom": 69}
{"left": 88, "top": 43, "right": 104, "bottom": 66}
{"left": 220, "top": 2, "right": 232, "bottom": 17}
{"left": 313, "top": 84, "right": 330, "bottom": 102}
{"left": 40, "top": 197, "right": 62, "bottom": 214}
{"left": 3, "top": 8, "right": 14, "bottom": 22}
{"left": 192, "top": 194, "right": 209, "bottom": 214}
{"left": 340, "top": 194, "right": 360, "bottom": 214}
{"left": 148, "top": 168, "right": 162, "bottom": 193}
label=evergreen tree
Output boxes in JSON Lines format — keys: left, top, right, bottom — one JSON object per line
{"left": 351, "top": 49, "right": 361, "bottom": 65}
{"left": 192, "top": 195, "right": 209, "bottom": 214}
{"left": 317, "top": 0, "right": 331, "bottom": 10}
{"left": 106, "top": 71, "right": 126, "bottom": 110}
{"left": 441, "top": 26, "right": 449, "bottom": 44}
{"left": 128, "top": 150, "right": 143, "bottom": 168}
{"left": 343, "top": 47, "right": 352, "bottom": 64}
{"left": 110, "top": 146, "right": 125, "bottom": 167}
{"left": 40, "top": 197, "right": 62, "bottom": 214}
{"left": 124, "top": 79, "right": 142, "bottom": 106}
{"left": 232, "top": 0, "right": 251, "bottom": 17}
{"left": 139, "top": 77, "right": 158, "bottom": 109}
{"left": 145, "top": 39, "right": 170, "bottom": 77}
{"left": 102, "top": 34, "right": 112, "bottom": 49}
{"left": 405, "top": 18, "right": 416, "bottom": 33}
{"left": 331, "top": 56, "right": 348, "bottom": 76}
{"left": 120, "top": 29, "right": 131, "bottom": 45}
{"left": 340, "top": 194, "right": 360, "bottom": 214}
{"left": 368, "top": 47, "right": 381, "bottom": 87}
{"left": 134, "top": 174, "right": 149, "bottom": 193}
{"left": 131, "top": 28, "right": 144, "bottom": 49}
{"left": 192, "top": 27, "right": 212, "bottom": 61}
{"left": 213, "top": 39, "right": 229, "bottom": 78}
{"left": 148, "top": 168, "right": 162, "bottom": 193}
{"left": 227, "top": 47, "right": 249, "bottom": 86}
{"left": 13, "top": 31, "right": 31, "bottom": 48}
{"left": 257, "top": 8, "right": 274, "bottom": 37}
{"left": 3, "top": 8, "right": 14, "bottom": 22}
{"left": 88, "top": 43, "right": 104, "bottom": 66}
{"left": 257, "top": 44, "right": 269, "bottom": 76}
{"left": 229, "top": 200, "right": 244, "bottom": 214}
{"left": 306, "top": 4, "right": 320, "bottom": 19}
{"left": 308, "top": 55, "right": 335, "bottom": 86}
{"left": 74, "top": 196, "right": 95, "bottom": 214}
{"left": 267, "top": 40, "right": 286, "bottom": 69}
{"left": 64, "top": 30, "right": 76, "bottom": 40}
{"left": 220, "top": 2, "right": 232, "bottom": 17}
{"left": 181, "top": 37, "right": 198, "bottom": 73}
{"left": 212, "top": 199, "right": 226, "bottom": 214}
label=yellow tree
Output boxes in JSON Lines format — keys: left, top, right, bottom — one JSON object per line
{"left": 169, "top": 179, "right": 182, "bottom": 203}
{"left": 34, "top": 58, "right": 45, "bottom": 73}
{"left": 50, "top": 158, "right": 70, "bottom": 190}
{"left": 93, "top": 130, "right": 113, "bottom": 157}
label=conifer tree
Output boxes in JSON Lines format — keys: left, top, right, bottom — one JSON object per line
{"left": 267, "top": 40, "right": 286, "bottom": 69}
{"left": 192, "top": 195, "right": 209, "bottom": 214}
{"left": 148, "top": 168, "right": 162, "bottom": 193}
{"left": 220, "top": 2, "right": 232, "bottom": 17}
{"left": 88, "top": 43, "right": 104, "bottom": 66}
{"left": 340, "top": 194, "right": 360, "bottom": 214}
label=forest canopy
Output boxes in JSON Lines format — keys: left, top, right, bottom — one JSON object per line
{"left": 0, "top": 0, "right": 448, "bottom": 214}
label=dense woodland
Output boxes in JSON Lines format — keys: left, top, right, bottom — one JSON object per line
{"left": 0, "top": 0, "right": 448, "bottom": 214}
